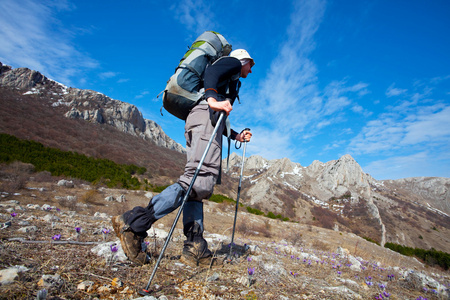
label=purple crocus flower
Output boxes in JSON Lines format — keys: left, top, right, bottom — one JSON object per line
{"left": 10, "top": 213, "right": 17, "bottom": 217}
{"left": 247, "top": 257, "right": 252, "bottom": 262}
{"left": 52, "top": 234, "right": 61, "bottom": 241}
{"left": 110, "top": 244, "right": 118, "bottom": 252}
{"left": 102, "top": 228, "right": 110, "bottom": 234}
{"left": 75, "top": 227, "right": 81, "bottom": 233}
{"left": 247, "top": 267, "right": 255, "bottom": 276}
{"left": 383, "top": 291, "right": 391, "bottom": 297}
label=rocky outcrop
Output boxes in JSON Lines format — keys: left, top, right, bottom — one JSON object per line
{"left": 304, "top": 154, "right": 373, "bottom": 200}
{"left": 0, "top": 62, "right": 185, "bottom": 153}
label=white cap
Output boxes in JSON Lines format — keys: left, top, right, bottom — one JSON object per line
{"left": 229, "top": 49, "right": 255, "bottom": 67}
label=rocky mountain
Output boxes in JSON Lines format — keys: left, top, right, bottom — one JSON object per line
{"left": 0, "top": 62, "right": 185, "bottom": 153}
{"left": 225, "top": 152, "right": 450, "bottom": 252}
{"left": 1, "top": 62, "right": 449, "bottom": 254}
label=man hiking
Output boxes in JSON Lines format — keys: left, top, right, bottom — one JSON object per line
{"left": 112, "top": 49, "right": 255, "bottom": 265}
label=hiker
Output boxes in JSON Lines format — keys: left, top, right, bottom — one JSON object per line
{"left": 112, "top": 49, "right": 255, "bottom": 265}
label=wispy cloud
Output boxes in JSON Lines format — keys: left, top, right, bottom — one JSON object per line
{"left": 363, "top": 152, "right": 430, "bottom": 180}
{"left": 386, "top": 83, "right": 407, "bottom": 97}
{"left": 135, "top": 91, "right": 150, "bottom": 99}
{"left": 99, "top": 72, "right": 118, "bottom": 80}
{"left": 0, "top": 0, "right": 98, "bottom": 86}
{"left": 170, "top": 0, "right": 215, "bottom": 36}
{"left": 348, "top": 82, "right": 450, "bottom": 160}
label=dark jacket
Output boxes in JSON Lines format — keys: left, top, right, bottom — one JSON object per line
{"left": 203, "top": 56, "right": 241, "bottom": 140}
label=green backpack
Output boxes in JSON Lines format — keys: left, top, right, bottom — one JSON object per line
{"left": 162, "top": 31, "right": 232, "bottom": 120}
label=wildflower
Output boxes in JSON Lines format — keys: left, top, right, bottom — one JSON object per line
{"left": 375, "top": 294, "right": 383, "bottom": 300}
{"left": 247, "top": 257, "right": 252, "bottom": 262}
{"left": 10, "top": 213, "right": 17, "bottom": 217}
{"left": 75, "top": 227, "right": 81, "bottom": 233}
{"left": 102, "top": 228, "right": 110, "bottom": 234}
{"left": 290, "top": 271, "right": 298, "bottom": 277}
{"left": 110, "top": 244, "right": 118, "bottom": 252}
{"left": 383, "top": 291, "right": 391, "bottom": 298}
{"left": 52, "top": 234, "right": 61, "bottom": 241}
{"left": 247, "top": 267, "right": 255, "bottom": 276}
{"left": 337, "top": 271, "right": 342, "bottom": 276}
{"left": 378, "top": 283, "right": 386, "bottom": 290}
{"left": 56, "top": 208, "right": 61, "bottom": 212}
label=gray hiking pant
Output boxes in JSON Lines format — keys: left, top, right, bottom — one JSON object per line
{"left": 123, "top": 104, "right": 224, "bottom": 235}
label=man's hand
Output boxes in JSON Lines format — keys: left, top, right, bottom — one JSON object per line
{"left": 207, "top": 97, "right": 233, "bottom": 115}
{"left": 236, "top": 130, "right": 252, "bottom": 142}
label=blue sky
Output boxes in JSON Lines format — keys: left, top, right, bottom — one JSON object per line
{"left": 1, "top": 0, "right": 449, "bottom": 180}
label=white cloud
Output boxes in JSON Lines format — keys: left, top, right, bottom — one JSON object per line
{"left": 135, "top": 91, "right": 150, "bottom": 99}
{"left": 99, "top": 72, "right": 118, "bottom": 80}
{"left": 386, "top": 83, "right": 407, "bottom": 97}
{"left": 242, "top": 126, "right": 301, "bottom": 161}
{"left": 252, "top": 0, "right": 374, "bottom": 148}
{"left": 363, "top": 152, "right": 430, "bottom": 180}
{"left": 255, "top": 0, "right": 325, "bottom": 134}
{"left": 170, "top": 0, "right": 215, "bottom": 35}
{"left": 349, "top": 97, "right": 450, "bottom": 157}
{"left": 0, "top": 0, "right": 98, "bottom": 86}
{"left": 402, "top": 106, "right": 450, "bottom": 145}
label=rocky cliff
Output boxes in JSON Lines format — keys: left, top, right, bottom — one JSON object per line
{"left": 0, "top": 62, "right": 185, "bottom": 153}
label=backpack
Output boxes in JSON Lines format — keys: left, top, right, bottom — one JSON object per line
{"left": 161, "top": 31, "right": 232, "bottom": 120}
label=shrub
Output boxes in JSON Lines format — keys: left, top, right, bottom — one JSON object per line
{"left": 384, "top": 242, "right": 450, "bottom": 270}
{"left": 363, "top": 236, "right": 380, "bottom": 246}
{"left": 209, "top": 194, "right": 235, "bottom": 204}
{"left": 246, "top": 206, "right": 264, "bottom": 215}
{"left": 80, "top": 189, "right": 100, "bottom": 204}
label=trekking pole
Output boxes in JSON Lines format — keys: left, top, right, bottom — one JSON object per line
{"left": 228, "top": 129, "right": 250, "bottom": 259}
{"left": 140, "top": 111, "right": 226, "bottom": 296}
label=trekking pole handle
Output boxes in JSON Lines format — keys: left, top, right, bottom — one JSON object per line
{"left": 236, "top": 128, "right": 251, "bottom": 149}
{"left": 242, "top": 128, "right": 251, "bottom": 142}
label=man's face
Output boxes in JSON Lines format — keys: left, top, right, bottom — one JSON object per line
{"left": 240, "top": 63, "right": 252, "bottom": 78}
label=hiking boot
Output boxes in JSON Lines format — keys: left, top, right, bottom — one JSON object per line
{"left": 111, "top": 215, "right": 150, "bottom": 265}
{"left": 181, "top": 237, "right": 214, "bottom": 266}
{"left": 180, "top": 221, "right": 215, "bottom": 266}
